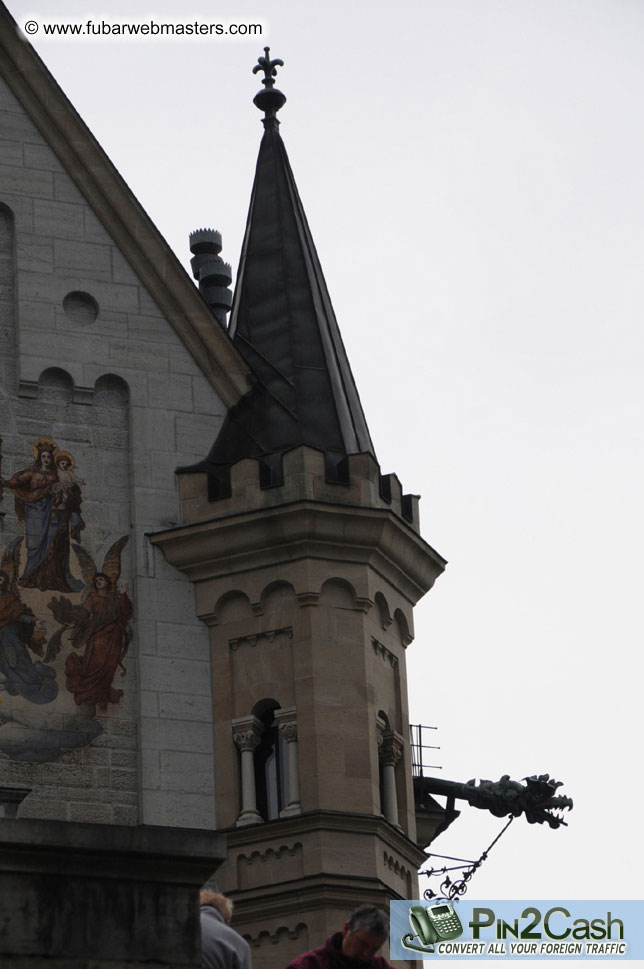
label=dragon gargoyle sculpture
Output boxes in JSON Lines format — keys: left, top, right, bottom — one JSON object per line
{"left": 415, "top": 773, "right": 573, "bottom": 828}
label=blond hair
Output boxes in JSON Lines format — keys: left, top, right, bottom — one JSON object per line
{"left": 200, "top": 890, "right": 233, "bottom": 923}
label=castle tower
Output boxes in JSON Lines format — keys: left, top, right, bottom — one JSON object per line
{"left": 152, "top": 50, "right": 447, "bottom": 968}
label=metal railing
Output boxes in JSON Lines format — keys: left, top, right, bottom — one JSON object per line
{"left": 409, "top": 723, "right": 441, "bottom": 776}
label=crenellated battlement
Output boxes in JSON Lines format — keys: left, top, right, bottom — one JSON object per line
{"left": 178, "top": 445, "right": 422, "bottom": 533}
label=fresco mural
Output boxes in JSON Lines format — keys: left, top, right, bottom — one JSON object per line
{"left": 0, "top": 436, "right": 132, "bottom": 762}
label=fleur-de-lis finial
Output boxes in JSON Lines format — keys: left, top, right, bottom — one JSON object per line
{"left": 252, "top": 47, "right": 284, "bottom": 90}
{"left": 252, "top": 47, "right": 286, "bottom": 124}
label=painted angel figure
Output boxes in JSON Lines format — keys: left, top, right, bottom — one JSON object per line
{"left": 46, "top": 536, "right": 132, "bottom": 711}
{"left": 0, "top": 538, "right": 58, "bottom": 704}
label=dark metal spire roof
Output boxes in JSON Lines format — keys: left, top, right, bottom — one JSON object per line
{"left": 190, "top": 50, "right": 375, "bottom": 491}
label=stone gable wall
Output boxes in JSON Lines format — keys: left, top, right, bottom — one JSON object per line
{"left": 0, "top": 75, "right": 224, "bottom": 828}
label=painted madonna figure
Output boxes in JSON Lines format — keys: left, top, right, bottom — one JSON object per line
{"left": 3, "top": 438, "right": 84, "bottom": 593}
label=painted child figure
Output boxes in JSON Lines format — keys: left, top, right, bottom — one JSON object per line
{"left": 52, "top": 452, "right": 85, "bottom": 542}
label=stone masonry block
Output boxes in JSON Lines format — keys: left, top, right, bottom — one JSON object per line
{"left": 138, "top": 655, "right": 212, "bottom": 697}
{"left": 16, "top": 239, "right": 53, "bottom": 272}
{"left": 138, "top": 287, "right": 162, "bottom": 316}
{"left": 160, "top": 766, "right": 215, "bottom": 795}
{"left": 81, "top": 278, "right": 140, "bottom": 313}
{"left": 111, "top": 247, "right": 138, "bottom": 284}
{"left": 56, "top": 786, "right": 103, "bottom": 804}
{"left": 81, "top": 747, "right": 110, "bottom": 766}
{"left": 113, "top": 804, "right": 139, "bottom": 825}
{"left": 105, "top": 718, "right": 137, "bottom": 739}
{"left": 141, "top": 749, "right": 162, "bottom": 789}
{"left": 109, "top": 339, "right": 170, "bottom": 371}
{"left": 111, "top": 750, "right": 138, "bottom": 769}
{"left": 157, "top": 692, "right": 213, "bottom": 723}
{"left": 0, "top": 192, "right": 34, "bottom": 232}
{"left": 126, "top": 317, "right": 176, "bottom": 347}
{"left": 34, "top": 198, "right": 85, "bottom": 239}
{"left": 0, "top": 76, "right": 23, "bottom": 111}
{"left": 137, "top": 576, "right": 196, "bottom": 622}
{"left": 93, "top": 767, "right": 111, "bottom": 789}
{"left": 134, "top": 620, "right": 158, "bottom": 657}
{"left": 23, "top": 141, "right": 66, "bottom": 172}
{"left": 19, "top": 798, "right": 68, "bottom": 821}
{"left": 14, "top": 297, "right": 55, "bottom": 326}
{"left": 149, "top": 448, "right": 186, "bottom": 484}
{"left": 0, "top": 759, "right": 40, "bottom": 786}
{"left": 15, "top": 269, "right": 70, "bottom": 302}
{"left": 0, "top": 105, "right": 43, "bottom": 140}
{"left": 160, "top": 749, "right": 213, "bottom": 775}
{"left": 39, "top": 764, "right": 91, "bottom": 788}
{"left": 68, "top": 801, "right": 114, "bottom": 823}
{"left": 140, "top": 690, "right": 159, "bottom": 717}
{"left": 141, "top": 789, "right": 215, "bottom": 830}
{"left": 0, "top": 161, "right": 53, "bottom": 198}
{"left": 135, "top": 487, "right": 181, "bottom": 528}
{"left": 106, "top": 789, "right": 139, "bottom": 805}
{"left": 53, "top": 238, "right": 112, "bottom": 278}
{"left": 54, "top": 170, "right": 85, "bottom": 202}
{"left": 175, "top": 414, "right": 220, "bottom": 457}
{"left": 110, "top": 769, "right": 137, "bottom": 792}
{"left": 84, "top": 207, "right": 113, "bottom": 245}
{"left": 0, "top": 138, "right": 23, "bottom": 166}
{"left": 90, "top": 729, "right": 137, "bottom": 751}
{"left": 139, "top": 717, "right": 213, "bottom": 754}
{"left": 148, "top": 372, "right": 194, "bottom": 411}
{"left": 192, "top": 376, "right": 227, "bottom": 418}
{"left": 168, "top": 343, "right": 201, "bottom": 376}
{"left": 157, "top": 622, "right": 209, "bottom": 661}
{"left": 130, "top": 409, "right": 177, "bottom": 457}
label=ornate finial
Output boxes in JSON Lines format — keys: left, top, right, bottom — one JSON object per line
{"left": 252, "top": 47, "right": 283, "bottom": 88}
{"left": 252, "top": 47, "right": 286, "bottom": 125}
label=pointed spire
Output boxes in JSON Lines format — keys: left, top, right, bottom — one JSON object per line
{"left": 192, "top": 50, "right": 375, "bottom": 493}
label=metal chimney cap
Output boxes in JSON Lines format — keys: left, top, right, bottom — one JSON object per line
{"left": 189, "top": 229, "right": 222, "bottom": 255}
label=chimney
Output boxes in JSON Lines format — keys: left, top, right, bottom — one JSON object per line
{"left": 189, "top": 229, "right": 233, "bottom": 328}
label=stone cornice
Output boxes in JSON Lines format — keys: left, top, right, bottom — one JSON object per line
{"left": 0, "top": 817, "right": 226, "bottom": 882}
{"left": 150, "top": 500, "right": 446, "bottom": 604}
{"left": 220, "top": 808, "right": 427, "bottom": 872}
{"left": 0, "top": 5, "right": 249, "bottom": 407}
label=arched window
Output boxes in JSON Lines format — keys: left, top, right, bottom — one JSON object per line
{"left": 232, "top": 703, "right": 301, "bottom": 826}
{"left": 253, "top": 701, "right": 289, "bottom": 821}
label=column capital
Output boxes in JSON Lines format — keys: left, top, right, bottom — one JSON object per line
{"left": 274, "top": 706, "right": 297, "bottom": 743}
{"left": 232, "top": 714, "right": 263, "bottom": 753}
{"left": 378, "top": 729, "right": 404, "bottom": 767}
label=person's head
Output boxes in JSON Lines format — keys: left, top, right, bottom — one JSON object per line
{"left": 38, "top": 449, "right": 54, "bottom": 469}
{"left": 55, "top": 451, "right": 74, "bottom": 471}
{"left": 94, "top": 573, "right": 111, "bottom": 592}
{"left": 341, "top": 906, "right": 389, "bottom": 963}
{"left": 200, "top": 890, "right": 233, "bottom": 925}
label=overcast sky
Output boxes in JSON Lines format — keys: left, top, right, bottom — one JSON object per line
{"left": 8, "top": 0, "right": 643, "bottom": 935}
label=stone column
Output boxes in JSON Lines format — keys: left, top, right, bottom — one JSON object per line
{"left": 378, "top": 729, "right": 404, "bottom": 827}
{"left": 275, "top": 707, "right": 301, "bottom": 817}
{"left": 232, "top": 715, "right": 264, "bottom": 827}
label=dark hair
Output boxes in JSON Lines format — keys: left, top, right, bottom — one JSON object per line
{"left": 94, "top": 572, "right": 112, "bottom": 590}
{"left": 347, "top": 905, "right": 389, "bottom": 938}
{"left": 0, "top": 569, "right": 9, "bottom": 586}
